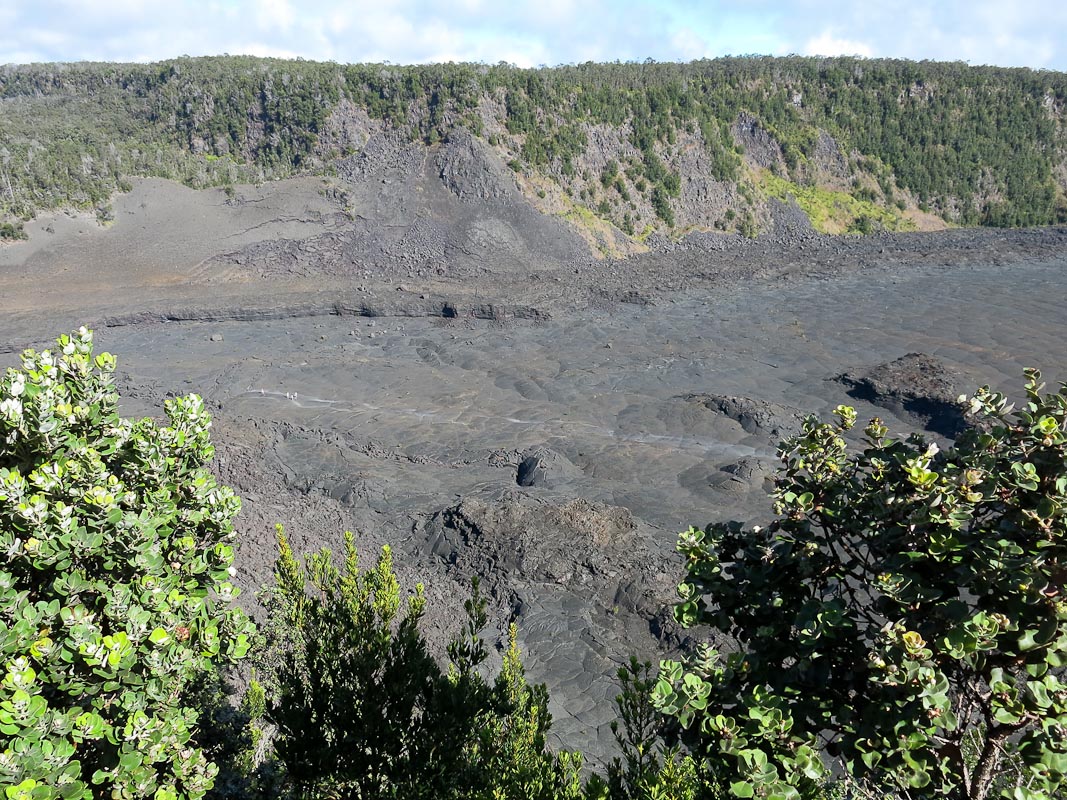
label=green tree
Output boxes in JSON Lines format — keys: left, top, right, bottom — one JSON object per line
{"left": 4, "top": 55, "right": 1067, "bottom": 231}
{"left": 599, "top": 658, "right": 707, "bottom": 800}
{"left": 0, "top": 328, "right": 254, "bottom": 799}
{"left": 654, "top": 371, "right": 1067, "bottom": 800}
{"left": 261, "top": 529, "right": 439, "bottom": 798}
{"left": 468, "top": 623, "right": 586, "bottom": 800}
{"left": 258, "top": 528, "right": 584, "bottom": 799}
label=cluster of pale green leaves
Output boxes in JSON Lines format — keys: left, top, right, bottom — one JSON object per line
{"left": 655, "top": 371, "right": 1067, "bottom": 800}
{"left": 0, "top": 329, "right": 254, "bottom": 800}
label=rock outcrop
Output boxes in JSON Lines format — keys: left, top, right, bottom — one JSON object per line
{"left": 837, "top": 353, "right": 970, "bottom": 436}
{"left": 682, "top": 393, "right": 806, "bottom": 439}
{"left": 515, "top": 445, "right": 584, "bottom": 488}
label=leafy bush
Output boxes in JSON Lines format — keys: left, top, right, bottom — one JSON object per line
{"left": 0, "top": 328, "right": 254, "bottom": 798}
{"left": 185, "top": 671, "right": 283, "bottom": 800}
{"left": 0, "top": 221, "right": 26, "bottom": 241}
{"left": 651, "top": 186, "right": 675, "bottom": 226}
{"left": 257, "top": 527, "right": 584, "bottom": 799}
{"left": 465, "top": 623, "right": 587, "bottom": 800}
{"left": 654, "top": 371, "right": 1067, "bottom": 800}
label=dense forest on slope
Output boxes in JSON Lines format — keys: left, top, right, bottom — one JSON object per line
{"left": 2, "top": 55, "right": 1066, "bottom": 240}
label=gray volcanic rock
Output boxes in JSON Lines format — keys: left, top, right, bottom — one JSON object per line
{"left": 732, "top": 111, "right": 787, "bottom": 172}
{"left": 682, "top": 393, "right": 806, "bottom": 439}
{"left": 203, "top": 128, "right": 588, "bottom": 283}
{"left": 434, "top": 130, "right": 519, "bottom": 203}
{"left": 811, "top": 130, "right": 850, "bottom": 181}
{"left": 766, "top": 197, "right": 817, "bottom": 243}
{"left": 679, "top": 456, "right": 777, "bottom": 508}
{"left": 516, "top": 445, "right": 584, "bottom": 488}
{"left": 718, "top": 457, "right": 774, "bottom": 486}
{"left": 3, "top": 168, "right": 1067, "bottom": 768}
{"left": 837, "top": 353, "right": 970, "bottom": 436}
{"left": 421, "top": 492, "right": 679, "bottom": 759}
{"left": 421, "top": 491, "right": 678, "bottom": 637}
{"left": 425, "top": 493, "right": 653, "bottom": 588}
{"left": 336, "top": 131, "right": 425, "bottom": 184}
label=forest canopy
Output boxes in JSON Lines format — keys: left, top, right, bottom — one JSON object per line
{"left": 2, "top": 55, "right": 1066, "bottom": 236}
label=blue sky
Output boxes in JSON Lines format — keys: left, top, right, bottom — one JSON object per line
{"left": 1, "top": 1, "right": 1065, "bottom": 70}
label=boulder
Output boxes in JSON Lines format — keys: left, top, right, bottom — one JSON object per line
{"left": 515, "top": 445, "right": 583, "bottom": 488}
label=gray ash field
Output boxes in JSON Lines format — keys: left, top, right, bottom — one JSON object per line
{"left": 2, "top": 137, "right": 1067, "bottom": 762}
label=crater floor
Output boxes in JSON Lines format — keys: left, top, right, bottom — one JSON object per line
{"left": 3, "top": 174, "right": 1066, "bottom": 762}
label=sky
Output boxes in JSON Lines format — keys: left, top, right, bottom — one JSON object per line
{"left": 1, "top": 0, "right": 1065, "bottom": 71}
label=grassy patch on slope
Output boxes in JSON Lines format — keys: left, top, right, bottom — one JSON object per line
{"left": 559, "top": 197, "right": 645, "bottom": 258}
{"left": 758, "top": 170, "right": 914, "bottom": 234}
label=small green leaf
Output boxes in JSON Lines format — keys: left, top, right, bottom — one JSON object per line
{"left": 1030, "top": 681, "right": 1052, "bottom": 708}
{"left": 994, "top": 706, "right": 1022, "bottom": 725}
{"left": 730, "top": 780, "right": 755, "bottom": 798}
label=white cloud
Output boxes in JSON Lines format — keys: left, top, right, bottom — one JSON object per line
{"left": 256, "top": 0, "right": 296, "bottom": 33}
{"left": 670, "top": 28, "right": 710, "bottom": 61}
{"left": 784, "top": 0, "right": 1067, "bottom": 69}
{"left": 802, "top": 31, "right": 873, "bottom": 58}
{"left": 221, "top": 41, "right": 305, "bottom": 59}
{"left": 0, "top": 49, "right": 43, "bottom": 65}
{"left": 525, "top": 0, "right": 581, "bottom": 26}
{"left": 326, "top": 9, "right": 355, "bottom": 35}
{"left": 0, "top": 0, "right": 1064, "bottom": 69}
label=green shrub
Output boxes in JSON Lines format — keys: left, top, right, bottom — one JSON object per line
{"left": 655, "top": 371, "right": 1067, "bottom": 800}
{"left": 601, "top": 161, "right": 619, "bottom": 187}
{"left": 651, "top": 186, "right": 675, "bottom": 226}
{"left": 848, "top": 214, "right": 876, "bottom": 235}
{"left": 257, "top": 527, "right": 584, "bottom": 799}
{"left": 662, "top": 173, "right": 681, "bottom": 198}
{"left": 183, "top": 670, "right": 281, "bottom": 800}
{"left": 467, "top": 623, "right": 586, "bottom": 800}
{"left": 0, "top": 221, "right": 27, "bottom": 241}
{"left": 737, "top": 213, "right": 759, "bottom": 239}
{"left": 0, "top": 328, "right": 254, "bottom": 799}
{"left": 596, "top": 658, "right": 710, "bottom": 800}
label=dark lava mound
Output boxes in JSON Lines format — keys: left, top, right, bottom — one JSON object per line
{"left": 682, "top": 393, "right": 805, "bottom": 439}
{"left": 837, "top": 353, "right": 970, "bottom": 437}
{"left": 515, "top": 445, "right": 584, "bottom": 488}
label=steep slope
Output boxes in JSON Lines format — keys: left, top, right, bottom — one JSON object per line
{"left": 2, "top": 56, "right": 1067, "bottom": 244}
{"left": 202, "top": 130, "right": 591, "bottom": 281}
